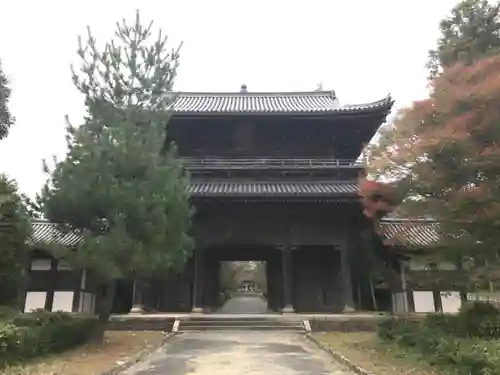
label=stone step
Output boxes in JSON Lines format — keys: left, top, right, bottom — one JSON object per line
{"left": 179, "top": 325, "right": 304, "bottom": 332}
{"left": 179, "top": 318, "right": 305, "bottom": 332}
{"left": 181, "top": 316, "right": 299, "bottom": 322}
{"left": 183, "top": 318, "right": 300, "bottom": 324}
{"left": 107, "top": 318, "right": 174, "bottom": 332}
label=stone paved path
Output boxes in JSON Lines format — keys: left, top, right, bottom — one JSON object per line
{"left": 120, "top": 331, "right": 355, "bottom": 375}
{"left": 220, "top": 294, "right": 268, "bottom": 314}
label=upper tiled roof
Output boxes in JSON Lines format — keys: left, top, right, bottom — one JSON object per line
{"left": 171, "top": 91, "right": 393, "bottom": 114}
{"left": 379, "top": 219, "right": 440, "bottom": 248}
{"left": 188, "top": 181, "right": 358, "bottom": 197}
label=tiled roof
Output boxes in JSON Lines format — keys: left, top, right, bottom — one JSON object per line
{"left": 188, "top": 181, "right": 358, "bottom": 197}
{"left": 29, "top": 220, "right": 83, "bottom": 247}
{"left": 29, "top": 218, "right": 440, "bottom": 249}
{"left": 172, "top": 91, "right": 393, "bottom": 114}
{"left": 380, "top": 219, "right": 440, "bottom": 248}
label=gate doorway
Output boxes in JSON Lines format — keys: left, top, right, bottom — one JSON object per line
{"left": 218, "top": 261, "right": 268, "bottom": 313}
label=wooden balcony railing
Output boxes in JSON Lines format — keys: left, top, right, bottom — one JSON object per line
{"left": 180, "top": 157, "right": 363, "bottom": 170}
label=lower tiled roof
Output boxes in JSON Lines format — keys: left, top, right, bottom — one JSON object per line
{"left": 29, "top": 221, "right": 83, "bottom": 247}
{"left": 379, "top": 219, "right": 439, "bottom": 248}
{"left": 188, "top": 181, "right": 358, "bottom": 197}
{"left": 29, "top": 218, "right": 440, "bottom": 249}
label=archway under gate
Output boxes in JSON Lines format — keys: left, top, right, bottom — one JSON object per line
{"left": 202, "top": 245, "right": 283, "bottom": 314}
{"left": 218, "top": 260, "right": 268, "bottom": 313}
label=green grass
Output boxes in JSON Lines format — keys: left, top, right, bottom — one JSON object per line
{"left": 314, "top": 332, "right": 445, "bottom": 375}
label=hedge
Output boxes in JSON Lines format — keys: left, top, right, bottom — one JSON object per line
{"left": 377, "top": 302, "right": 500, "bottom": 375}
{"left": 0, "top": 309, "right": 98, "bottom": 368}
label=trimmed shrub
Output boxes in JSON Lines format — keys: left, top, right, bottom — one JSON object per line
{"left": 0, "top": 310, "right": 98, "bottom": 367}
{"left": 376, "top": 316, "right": 419, "bottom": 341}
{"left": 0, "top": 306, "right": 18, "bottom": 322}
{"left": 456, "top": 301, "right": 500, "bottom": 339}
{"left": 12, "top": 308, "right": 73, "bottom": 327}
{"left": 377, "top": 304, "right": 500, "bottom": 375}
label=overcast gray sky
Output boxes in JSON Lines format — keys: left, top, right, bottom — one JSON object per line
{"left": 0, "top": 0, "right": 459, "bottom": 197}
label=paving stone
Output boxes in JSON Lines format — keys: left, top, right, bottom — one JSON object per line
{"left": 119, "top": 331, "right": 356, "bottom": 375}
{"left": 220, "top": 294, "right": 268, "bottom": 314}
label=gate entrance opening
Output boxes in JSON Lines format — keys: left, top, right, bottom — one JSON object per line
{"left": 218, "top": 261, "right": 268, "bottom": 313}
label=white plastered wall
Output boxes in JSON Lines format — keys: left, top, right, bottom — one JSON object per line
{"left": 52, "top": 291, "right": 75, "bottom": 312}
{"left": 78, "top": 270, "right": 96, "bottom": 314}
{"left": 413, "top": 291, "right": 436, "bottom": 312}
{"left": 24, "top": 291, "right": 47, "bottom": 312}
{"left": 441, "top": 291, "right": 462, "bottom": 313}
{"left": 392, "top": 292, "right": 407, "bottom": 313}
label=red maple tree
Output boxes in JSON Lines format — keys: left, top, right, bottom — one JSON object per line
{"left": 365, "top": 55, "right": 500, "bottom": 286}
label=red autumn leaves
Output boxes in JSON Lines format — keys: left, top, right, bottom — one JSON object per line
{"left": 358, "top": 178, "right": 397, "bottom": 220}
{"left": 360, "top": 54, "right": 500, "bottom": 247}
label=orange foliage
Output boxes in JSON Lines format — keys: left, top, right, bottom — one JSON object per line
{"left": 358, "top": 178, "right": 397, "bottom": 219}
{"left": 369, "top": 54, "right": 500, "bottom": 261}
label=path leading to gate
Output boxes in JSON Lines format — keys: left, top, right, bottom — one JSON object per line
{"left": 120, "top": 331, "right": 355, "bottom": 375}
{"left": 220, "top": 292, "right": 268, "bottom": 313}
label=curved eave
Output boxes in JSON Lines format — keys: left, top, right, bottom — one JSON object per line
{"left": 170, "top": 94, "right": 394, "bottom": 118}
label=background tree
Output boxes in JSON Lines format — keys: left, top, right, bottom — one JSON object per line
{"left": 0, "top": 60, "right": 14, "bottom": 140}
{"left": 38, "top": 11, "right": 192, "bottom": 340}
{"left": 0, "top": 176, "right": 31, "bottom": 309}
{"left": 0, "top": 59, "right": 30, "bottom": 309}
{"left": 368, "top": 56, "right": 500, "bottom": 292}
{"left": 427, "top": 0, "right": 500, "bottom": 77}
{"left": 365, "top": 0, "right": 500, "bottom": 204}
{"left": 363, "top": 0, "right": 500, "bottom": 294}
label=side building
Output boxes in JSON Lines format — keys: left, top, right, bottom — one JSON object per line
{"left": 20, "top": 87, "right": 467, "bottom": 315}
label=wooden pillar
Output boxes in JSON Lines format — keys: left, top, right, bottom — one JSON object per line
{"left": 191, "top": 248, "right": 205, "bottom": 314}
{"left": 391, "top": 259, "right": 409, "bottom": 314}
{"left": 430, "top": 263, "right": 443, "bottom": 312}
{"left": 44, "top": 258, "right": 58, "bottom": 312}
{"left": 400, "top": 260, "right": 409, "bottom": 313}
{"left": 130, "top": 279, "right": 145, "bottom": 313}
{"left": 71, "top": 269, "right": 84, "bottom": 313}
{"left": 339, "top": 241, "right": 355, "bottom": 312}
{"left": 281, "top": 245, "right": 294, "bottom": 313}
{"left": 266, "top": 257, "right": 275, "bottom": 311}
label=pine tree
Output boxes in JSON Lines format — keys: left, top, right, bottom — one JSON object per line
{"left": 38, "top": 11, "right": 193, "bottom": 340}
{"left": 0, "top": 60, "right": 29, "bottom": 309}
{"left": 0, "top": 176, "right": 31, "bottom": 308}
{"left": 427, "top": 0, "right": 500, "bottom": 77}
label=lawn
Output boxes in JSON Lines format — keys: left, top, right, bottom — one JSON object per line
{"left": 314, "top": 332, "right": 445, "bottom": 375}
{"left": 3, "top": 331, "right": 166, "bottom": 375}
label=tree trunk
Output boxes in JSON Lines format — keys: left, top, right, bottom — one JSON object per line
{"left": 93, "top": 281, "right": 116, "bottom": 343}
{"left": 369, "top": 278, "right": 378, "bottom": 311}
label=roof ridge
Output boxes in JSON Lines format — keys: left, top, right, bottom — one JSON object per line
{"left": 380, "top": 218, "right": 437, "bottom": 223}
{"left": 176, "top": 90, "right": 337, "bottom": 97}
{"left": 190, "top": 180, "right": 358, "bottom": 184}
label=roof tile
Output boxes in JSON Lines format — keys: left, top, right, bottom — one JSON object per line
{"left": 172, "top": 91, "right": 393, "bottom": 114}
{"left": 29, "top": 221, "right": 83, "bottom": 247}
{"left": 380, "top": 219, "right": 439, "bottom": 248}
{"left": 29, "top": 218, "right": 439, "bottom": 249}
{"left": 188, "top": 181, "right": 358, "bottom": 197}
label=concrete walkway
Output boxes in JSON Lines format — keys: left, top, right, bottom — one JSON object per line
{"left": 120, "top": 331, "right": 355, "bottom": 375}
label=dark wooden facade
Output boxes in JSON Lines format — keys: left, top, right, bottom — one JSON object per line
{"left": 134, "top": 88, "right": 394, "bottom": 314}
{"left": 23, "top": 249, "right": 97, "bottom": 313}
{"left": 24, "top": 89, "right": 404, "bottom": 314}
